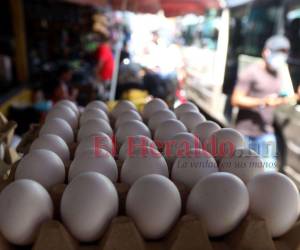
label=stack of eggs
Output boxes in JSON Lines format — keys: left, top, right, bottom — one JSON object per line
{"left": 0, "top": 98, "right": 299, "bottom": 247}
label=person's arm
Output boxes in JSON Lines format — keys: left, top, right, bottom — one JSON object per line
{"left": 231, "top": 89, "right": 291, "bottom": 108}
{"left": 290, "top": 85, "right": 300, "bottom": 102}
{"left": 231, "top": 89, "right": 266, "bottom": 108}
{"left": 231, "top": 65, "right": 291, "bottom": 108}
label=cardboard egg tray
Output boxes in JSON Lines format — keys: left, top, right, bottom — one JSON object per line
{"left": 1, "top": 163, "right": 300, "bottom": 250}
{"left": 0, "top": 112, "right": 20, "bottom": 179}
{"left": 0, "top": 112, "right": 17, "bottom": 147}
{"left": 16, "top": 124, "right": 41, "bottom": 156}
{"left": 2, "top": 118, "right": 299, "bottom": 250}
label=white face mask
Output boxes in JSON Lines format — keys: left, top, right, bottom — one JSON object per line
{"left": 266, "top": 52, "right": 288, "bottom": 72}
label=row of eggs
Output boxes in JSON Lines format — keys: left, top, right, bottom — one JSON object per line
{"left": 0, "top": 99, "right": 299, "bottom": 246}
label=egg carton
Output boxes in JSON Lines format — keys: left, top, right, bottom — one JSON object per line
{"left": 5, "top": 112, "right": 300, "bottom": 250}
{"left": 16, "top": 124, "right": 41, "bottom": 155}
{"left": 0, "top": 147, "right": 20, "bottom": 180}
{"left": 0, "top": 112, "right": 17, "bottom": 147}
{"left": 0, "top": 113, "right": 20, "bottom": 179}
{"left": 0, "top": 163, "right": 300, "bottom": 250}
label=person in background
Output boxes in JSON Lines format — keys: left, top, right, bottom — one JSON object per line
{"left": 95, "top": 32, "right": 114, "bottom": 99}
{"left": 120, "top": 42, "right": 130, "bottom": 65}
{"left": 231, "top": 35, "right": 299, "bottom": 171}
{"left": 51, "top": 64, "right": 78, "bottom": 103}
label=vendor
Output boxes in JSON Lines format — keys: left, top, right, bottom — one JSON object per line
{"left": 95, "top": 30, "right": 114, "bottom": 98}
{"left": 231, "top": 35, "right": 299, "bottom": 171}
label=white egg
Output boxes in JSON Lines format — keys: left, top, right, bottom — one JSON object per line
{"left": 174, "top": 102, "right": 198, "bottom": 117}
{"left": 219, "top": 148, "right": 264, "bottom": 183}
{"left": 30, "top": 134, "right": 70, "bottom": 166}
{"left": 148, "top": 109, "right": 176, "bottom": 132}
{"left": 115, "top": 120, "right": 151, "bottom": 146}
{"left": 187, "top": 172, "right": 249, "bottom": 237}
{"left": 172, "top": 149, "right": 218, "bottom": 189}
{"left": 126, "top": 174, "right": 181, "bottom": 239}
{"left": 61, "top": 172, "right": 118, "bottom": 242}
{"left": 55, "top": 100, "right": 79, "bottom": 117}
{"left": 205, "top": 128, "right": 246, "bottom": 162}
{"left": 40, "top": 118, "right": 74, "bottom": 146}
{"left": 115, "top": 110, "right": 142, "bottom": 129}
{"left": 178, "top": 111, "right": 206, "bottom": 132}
{"left": 118, "top": 135, "right": 156, "bottom": 162}
{"left": 247, "top": 172, "right": 299, "bottom": 237}
{"left": 77, "top": 119, "right": 113, "bottom": 142}
{"left": 75, "top": 133, "right": 114, "bottom": 157}
{"left": 80, "top": 108, "right": 109, "bottom": 125}
{"left": 192, "top": 121, "right": 221, "bottom": 145}
{"left": 143, "top": 98, "right": 168, "bottom": 121}
{"left": 163, "top": 132, "right": 201, "bottom": 166}
{"left": 68, "top": 148, "right": 117, "bottom": 182}
{"left": 15, "top": 149, "right": 65, "bottom": 190}
{"left": 121, "top": 147, "right": 169, "bottom": 185}
{"left": 0, "top": 179, "right": 53, "bottom": 245}
{"left": 154, "top": 119, "right": 187, "bottom": 148}
{"left": 86, "top": 100, "right": 108, "bottom": 114}
{"left": 111, "top": 100, "right": 136, "bottom": 119}
{"left": 46, "top": 105, "right": 78, "bottom": 132}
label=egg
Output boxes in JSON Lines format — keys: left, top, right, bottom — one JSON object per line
{"left": 86, "top": 100, "right": 108, "bottom": 114}
{"left": 77, "top": 119, "right": 113, "bottom": 142}
{"left": 111, "top": 100, "right": 136, "bottom": 120}
{"left": 148, "top": 109, "right": 176, "bottom": 132}
{"left": 219, "top": 148, "right": 264, "bottom": 183}
{"left": 75, "top": 133, "right": 114, "bottom": 157}
{"left": 126, "top": 174, "right": 181, "bottom": 239}
{"left": 205, "top": 128, "right": 246, "bottom": 162}
{"left": 178, "top": 111, "right": 206, "bottom": 132}
{"left": 39, "top": 118, "right": 74, "bottom": 146}
{"left": 0, "top": 179, "right": 53, "bottom": 245}
{"left": 55, "top": 100, "right": 79, "bottom": 117}
{"left": 118, "top": 135, "right": 156, "bottom": 162}
{"left": 163, "top": 132, "right": 201, "bottom": 166}
{"left": 121, "top": 147, "right": 168, "bottom": 185}
{"left": 115, "top": 120, "right": 151, "bottom": 146}
{"left": 142, "top": 98, "right": 168, "bottom": 121}
{"left": 187, "top": 172, "right": 249, "bottom": 237}
{"left": 46, "top": 105, "right": 78, "bottom": 132}
{"left": 80, "top": 108, "right": 109, "bottom": 125}
{"left": 247, "top": 172, "right": 299, "bottom": 237}
{"left": 115, "top": 110, "right": 142, "bottom": 129}
{"left": 192, "top": 121, "right": 221, "bottom": 145}
{"left": 15, "top": 149, "right": 65, "bottom": 190}
{"left": 154, "top": 119, "right": 187, "bottom": 148}
{"left": 68, "top": 148, "right": 117, "bottom": 182}
{"left": 172, "top": 149, "right": 218, "bottom": 189}
{"left": 174, "top": 102, "right": 198, "bottom": 117}
{"left": 61, "top": 172, "right": 118, "bottom": 242}
{"left": 30, "top": 134, "right": 70, "bottom": 166}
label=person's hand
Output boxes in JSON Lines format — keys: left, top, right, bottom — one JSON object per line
{"left": 264, "top": 95, "right": 286, "bottom": 107}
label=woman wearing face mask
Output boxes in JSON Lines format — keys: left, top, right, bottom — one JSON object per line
{"left": 231, "top": 35, "right": 299, "bottom": 171}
